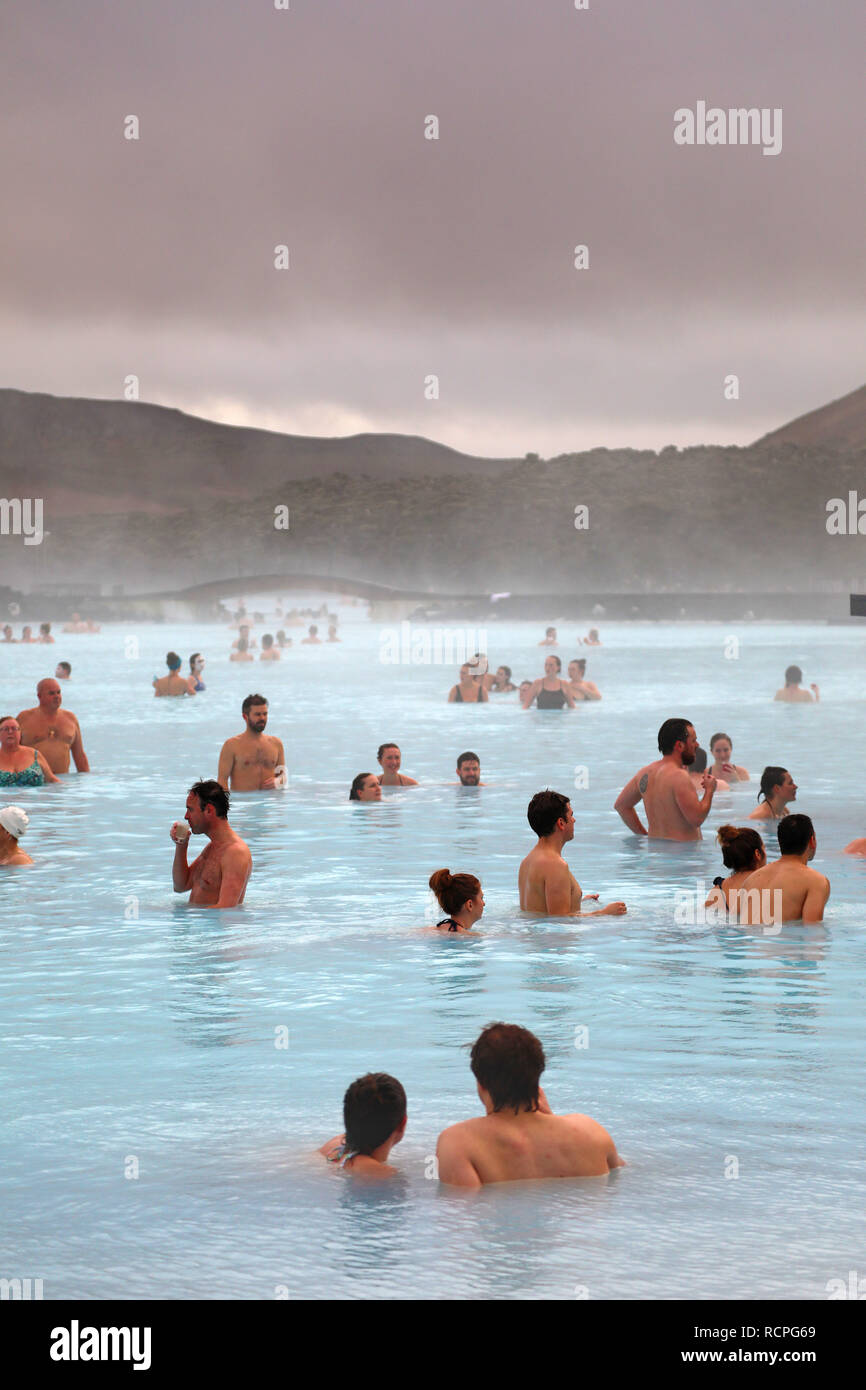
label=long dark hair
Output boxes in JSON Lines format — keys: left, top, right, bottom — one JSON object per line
{"left": 758, "top": 767, "right": 787, "bottom": 804}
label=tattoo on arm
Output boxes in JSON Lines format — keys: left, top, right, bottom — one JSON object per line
{"left": 638, "top": 773, "right": 648, "bottom": 796}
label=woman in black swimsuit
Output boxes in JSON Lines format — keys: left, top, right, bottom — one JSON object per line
{"left": 705, "top": 825, "right": 766, "bottom": 915}
{"left": 521, "top": 655, "right": 576, "bottom": 709}
{"left": 428, "top": 868, "right": 485, "bottom": 932}
{"left": 447, "top": 663, "right": 489, "bottom": 703}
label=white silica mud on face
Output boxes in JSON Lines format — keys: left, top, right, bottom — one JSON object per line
{"left": 1, "top": 619, "right": 864, "bottom": 1298}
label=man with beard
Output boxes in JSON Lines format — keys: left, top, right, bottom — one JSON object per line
{"left": 615, "top": 717, "right": 716, "bottom": 841}
{"left": 170, "top": 780, "right": 252, "bottom": 908}
{"left": 17, "top": 678, "right": 90, "bottom": 775}
{"left": 455, "top": 751, "right": 484, "bottom": 786}
{"left": 217, "top": 694, "right": 287, "bottom": 791}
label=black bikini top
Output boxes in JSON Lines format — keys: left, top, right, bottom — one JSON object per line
{"left": 437, "top": 917, "right": 461, "bottom": 932}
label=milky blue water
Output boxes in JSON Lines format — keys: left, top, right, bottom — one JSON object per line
{"left": 1, "top": 617, "right": 864, "bottom": 1299}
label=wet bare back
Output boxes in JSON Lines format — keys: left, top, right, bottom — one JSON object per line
{"left": 738, "top": 859, "right": 830, "bottom": 924}
{"left": 635, "top": 760, "right": 704, "bottom": 841}
{"left": 439, "top": 1111, "right": 621, "bottom": 1186}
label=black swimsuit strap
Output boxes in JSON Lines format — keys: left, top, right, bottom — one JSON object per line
{"left": 436, "top": 918, "right": 461, "bottom": 932}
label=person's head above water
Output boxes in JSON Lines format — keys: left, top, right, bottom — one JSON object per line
{"left": 262, "top": 633, "right": 274, "bottom": 649}
{"left": 166, "top": 652, "right": 182, "bottom": 672}
{"left": 470, "top": 1022, "right": 545, "bottom": 1114}
{"left": 784, "top": 665, "right": 803, "bottom": 687}
{"left": 189, "top": 652, "right": 204, "bottom": 671}
{"left": 186, "top": 779, "right": 229, "bottom": 832}
{"left": 377, "top": 742, "right": 401, "bottom": 771}
{"left": 527, "top": 789, "right": 573, "bottom": 840}
{"left": 429, "top": 868, "right": 483, "bottom": 919}
{"left": 242, "top": 694, "right": 268, "bottom": 731}
{"left": 343, "top": 1073, "right": 407, "bottom": 1157}
{"left": 717, "top": 825, "right": 766, "bottom": 872}
{"left": 658, "top": 717, "right": 697, "bottom": 763}
{"left": 55, "top": 662, "right": 71, "bottom": 679}
{"left": 777, "top": 813, "right": 815, "bottom": 858}
{"left": 709, "top": 732, "right": 734, "bottom": 759}
{"left": 36, "top": 678, "right": 63, "bottom": 710}
{"left": 543, "top": 654, "right": 562, "bottom": 676}
{"left": 349, "top": 772, "right": 382, "bottom": 801}
{"left": 0, "top": 805, "right": 29, "bottom": 842}
{"left": 758, "top": 766, "right": 795, "bottom": 805}
{"left": 568, "top": 658, "right": 587, "bottom": 679}
{"left": 456, "top": 751, "right": 481, "bottom": 785}
{"left": 690, "top": 746, "right": 708, "bottom": 774}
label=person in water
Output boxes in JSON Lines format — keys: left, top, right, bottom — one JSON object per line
{"left": 319, "top": 1073, "right": 407, "bottom": 1178}
{"left": 844, "top": 835, "right": 866, "bottom": 855}
{"left": 0, "top": 716, "right": 58, "bottom": 786}
{"left": 349, "top": 772, "right": 382, "bottom": 801}
{"left": 218, "top": 695, "right": 286, "bottom": 791}
{"left": 488, "top": 665, "right": 516, "bottom": 692}
{"left": 170, "top": 780, "right": 252, "bottom": 908}
{"left": 55, "top": 661, "right": 71, "bottom": 680}
{"left": 708, "top": 732, "right": 749, "bottom": 782}
{"left": 567, "top": 658, "right": 601, "bottom": 701}
{"left": 154, "top": 651, "right": 194, "bottom": 695}
{"left": 687, "top": 746, "right": 729, "bottom": 792}
{"left": 275, "top": 630, "right": 292, "bottom": 649}
{"left": 749, "top": 766, "right": 797, "bottom": 821}
{"left": 429, "top": 868, "right": 484, "bottom": 932}
{"left": 2, "top": 625, "right": 16, "bottom": 642}
{"left": 448, "top": 663, "right": 489, "bottom": 703}
{"left": 614, "top": 717, "right": 716, "bottom": 842}
{"left": 774, "top": 665, "right": 819, "bottom": 703}
{"left": 188, "top": 653, "right": 206, "bottom": 692}
{"left": 377, "top": 743, "right": 418, "bottom": 787}
{"left": 39, "top": 623, "right": 54, "bottom": 644}
{"left": 232, "top": 623, "right": 257, "bottom": 650}
{"left": 582, "top": 628, "right": 602, "bottom": 646}
{"left": 302, "top": 624, "right": 322, "bottom": 645}
{"left": 538, "top": 627, "right": 558, "bottom": 646}
{"left": 521, "top": 655, "right": 576, "bottom": 709}
{"left": 739, "top": 814, "right": 830, "bottom": 925}
{"left": 519, "top": 790, "right": 626, "bottom": 916}
{"left": 17, "top": 679, "right": 89, "bottom": 776}
{"left": 455, "top": 751, "right": 483, "bottom": 786}
{"left": 259, "top": 633, "right": 280, "bottom": 661}
{"left": 704, "top": 825, "right": 767, "bottom": 914}
{"left": 230, "top": 637, "right": 255, "bottom": 663}
{"left": 435, "top": 1023, "right": 624, "bottom": 1187}
{"left": 0, "top": 805, "right": 33, "bottom": 866}
{"left": 327, "top": 623, "right": 340, "bottom": 643}
{"left": 20, "top": 625, "right": 36, "bottom": 643}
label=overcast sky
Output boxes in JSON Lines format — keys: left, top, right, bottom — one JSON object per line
{"left": 1, "top": 0, "right": 863, "bottom": 456}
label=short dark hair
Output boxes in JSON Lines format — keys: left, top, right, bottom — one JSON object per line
{"left": 57, "top": 661, "right": 71, "bottom": 675}
{"left": 527, "top": 789, "right": 571, "bottom": 838}
{"left": 242, "top": 693, "right": 268, "bottom": 716}
{"left": 778, "top": 813, "right": 814, "bottom": 856}
{"left": 470, "top": 1023, "right": 545, "bottom": 1113}
{"left": 262, "top": 633, "right": 274, "bottom": 648}
{"left": 377, "top": 742, "right": 399, "bottom": 761}
{"left": 456, "top": 750, "right": 480, "bottom": 769}
{"left": 498, "top": 665, "right": 512, "bottom": 680}
{"left": 658, "top": 718, "right": 692, "bottom": 754}
{"left": 189, "top": 779, "right": 229, "bottom": 819}
{"left": 692, "top": 746, "right": 708, "bottom": 773}
{"left": 784, "top": 665, "right": 803, "bottom": 685}
{"left": 343, "top": 1073, "right": 406, "bottom": 1154}
{"left": 349, "top": 772, "right": 374, "bottom": 800}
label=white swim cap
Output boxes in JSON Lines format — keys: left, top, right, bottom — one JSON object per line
{"left": 0, "top": 805, "right": 29, "bottom": 838}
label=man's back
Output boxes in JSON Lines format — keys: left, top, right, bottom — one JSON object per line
{"left": 639, "top": 759, "right": 703, "bottom": 841}
{"left": 438, "top": 1109, "right": 622, "bottom": 1187}
{"left": 739, "top": 858, "right": 829, "bottom": 923}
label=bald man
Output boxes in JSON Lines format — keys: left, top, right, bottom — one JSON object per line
{"left": 17, "top": 679, "right": 90, "bottom": 775}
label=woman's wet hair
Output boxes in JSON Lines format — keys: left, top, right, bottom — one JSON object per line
{"left": 778, "top": 813, "right": 814, "bottom": 856}
{"left": 784, "top": 665, "right": 803, "bottom": 685}
{"left": 527, "top": 789, "right": 570, "bottom": 837}
{"left": 166, "top": 651, "right": 182, "bottom": 670}
{"left": 429, "top": 868, "right": 481, "bottom": 915}
{"left": 470, "top": 1022, "right": 545, "bottom": 1113}
{"left": 349, "top": 772, "right": 375, "bottom": 801}
{"left": 758, "top": 766, "right": 787, "bottom": 803}
{"left": 343, "top": 1073, "right": 407, "bottom": 1155}
{"left": 716, "top": 824, "right": 764, "bottom": 871}
{"left": 709, "top": 732, "right": 731, "bottom": 753}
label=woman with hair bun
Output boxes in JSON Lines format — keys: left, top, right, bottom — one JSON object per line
{"left": 428, "top": 869, "right": 485, "bottom": 932}
{"left": 704, "top": 825, "right": 767, "bottom": 913}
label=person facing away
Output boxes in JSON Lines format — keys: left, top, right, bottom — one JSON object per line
{"left": 518, "top": 789, "right": 626, "bottom": 917}
{"left": 154, "top": 651, "right": 193, "bottom": 697}
{"left": 435, "top": 1022, "right": 624, "bottom": 1188}
{"left": 319, "top": 1073, "right": 407, "bottom": 1178}
{"left": 17, "top": 678, "right": 89, "bottom": 774}
{"left": 0, "top": 805, "right": 33, "bottom": 866}
{"left": 230, "top": 636, "right": 255, "bottom": 663}
{"left": 259, "top": 633, "right": 280, "bottom": 661}
{"left": 377, "top": 742, "right": 418, "bottom": 786}
{"left": 687, "top": 746, "right": 729, "bottom": 792}
{"left": 218, "top": 695, "right": 286, "bottom": 791}
{"left": 170, "top": 779, "right": 252, "bottom": 908}
{"left": 614, "top": 717, "right": 716, "bottom": 841}
{"left": 738, "top": 813, "right": 830, "bottom": 925}
{"left": 844, "top": 834, "right": 866, "bottom": 855}
{"left": 774, "top": 664, "right": 819, "bottom": 702}
{"left": 39, "top": 623, "right": 54, "bottom": 644}
{"left": 748, "top": 766, "right": 797, "bottom": 820}
{"left": 704, "top": 825, "right": 767, "bottom": 914}
{"left": 429, "top": 868, "right": 484, "bottom": 932}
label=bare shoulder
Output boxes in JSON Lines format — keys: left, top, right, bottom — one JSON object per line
{"left": 844, "top": 838, "right": 866, "bottom": 855}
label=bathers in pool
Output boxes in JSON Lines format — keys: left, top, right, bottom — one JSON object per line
{"left": 436, "top": 917, "right": 462, "bottom": 932}
{"left": 0, "top": 751, "right": 44, "bottom": 787}
{"left": 326, "top": 1140, "right": 360, "bottom": 1168}
{"left": 536, "top": 685, "right": 567, "bottom": 709}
